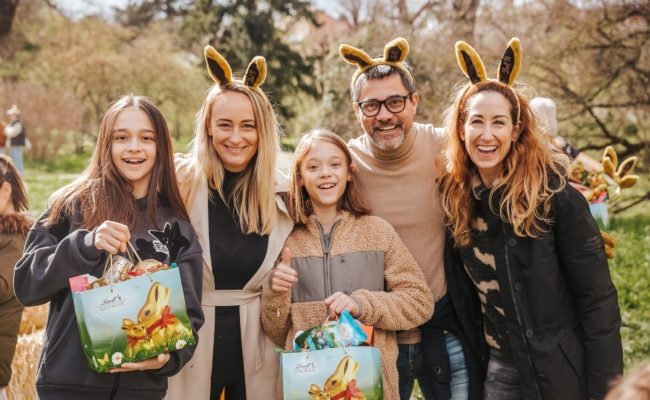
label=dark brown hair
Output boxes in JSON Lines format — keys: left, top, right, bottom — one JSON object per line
{"left": 0, "top": 153, "right": 29, "bottom": 212}
{"left": 46, "top": 95, "right": 188, "bottom": 229}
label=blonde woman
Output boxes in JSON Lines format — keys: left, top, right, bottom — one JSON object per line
{"left": 167, "top": 48, "right": 293, "bottom": 400}
{"left": 439, "top": 39, "right": 622, "bottom": 399}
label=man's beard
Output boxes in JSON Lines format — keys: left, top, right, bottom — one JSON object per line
{"left": 369, "top": 124, "right": 405, "bottom": 151}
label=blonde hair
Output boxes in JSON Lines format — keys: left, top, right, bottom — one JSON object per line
{"left": 440, "top": 81, "right": 570, "bottom": 247}
{"left": 186, "top": 82, "right": 279, "bottom": 235}
{"left": 288, "top": 129, "right": 369, "bottom": 225}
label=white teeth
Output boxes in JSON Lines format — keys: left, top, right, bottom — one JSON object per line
{"left": 318, "top": 183, "right": 335, "bottom": 189}
{"left": 377, "top": 125, "right": 397, "bottom": 131}
{"left": 124, "top": 159, "right": 144, "bottom": 163}
{"left": 477, "top": 145, "right": 497, "bottom": 152}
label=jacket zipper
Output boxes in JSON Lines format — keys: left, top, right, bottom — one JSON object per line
{"left": 502, "top": 224, "right": 542, "bottom": 399}
{"left": 317, "top": 219, "right": 342, "bottom": 298}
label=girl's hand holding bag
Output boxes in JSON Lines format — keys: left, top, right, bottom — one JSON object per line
{"left": 68, "top": 242, "right": 196, "bottom": 373}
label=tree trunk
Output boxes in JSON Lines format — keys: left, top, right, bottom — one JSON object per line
{"left": 0, "top": 0, "right": 19, "bottom": 36}
{"left": 451, "top": 0, "right": 479, "bottom": 41}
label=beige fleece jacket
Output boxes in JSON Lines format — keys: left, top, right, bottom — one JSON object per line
{"left": 261, "top": 212, "right": 433, "bottom": 400}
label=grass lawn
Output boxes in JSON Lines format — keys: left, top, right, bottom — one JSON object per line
{"left": 21, "top": 159, "right": 649, "bottom": 394}
{"left": 24, "top": 165, "right": 78, "bottom": 216}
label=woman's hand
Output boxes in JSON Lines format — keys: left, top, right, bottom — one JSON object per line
{"left": 324, "top": 292, "right": 360, "bottom": 319}
{"left": 109, "top": 353, "right": 170, "bottom": 373}
{"left": 270, "top": 247, "right": 297, "bottom": 292}
{"left": 94, "top": 221, "right": 131, "bottom": 254}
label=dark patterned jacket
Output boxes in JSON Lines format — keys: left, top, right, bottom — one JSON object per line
{"left": 445, "top": 183, "right": 622, "bottom": 400}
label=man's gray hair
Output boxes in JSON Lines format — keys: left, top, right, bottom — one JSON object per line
{"left": 350, "top": 62, "right": 416, "bottom": 101}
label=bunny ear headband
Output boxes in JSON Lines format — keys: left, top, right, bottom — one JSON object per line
{"left": 455, "top": 37, "right": 523, "bottom": 121}
{"left": 204, "top": 45, "right": 267, "bottom": 92}
{"left": 339, "top": 37, "right": 413, "bottom": 89}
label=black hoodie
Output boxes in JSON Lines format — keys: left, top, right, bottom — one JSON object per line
{"left": 14, "top": 200, "right": 204, "bottom": 400}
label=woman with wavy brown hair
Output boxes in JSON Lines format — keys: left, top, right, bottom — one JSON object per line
{"left": 439, "top": 38, "right": 622, "bottom": 400}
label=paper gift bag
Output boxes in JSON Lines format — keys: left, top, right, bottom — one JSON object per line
{"left": 70, "top": 267, "right": 195, "bottom": 372}
{"left": 281, "top": 346, "right": 383, "bottom": 400}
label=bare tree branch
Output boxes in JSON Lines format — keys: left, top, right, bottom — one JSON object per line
{"left": 611, "top": 191, "right": 650, "bottom": 214}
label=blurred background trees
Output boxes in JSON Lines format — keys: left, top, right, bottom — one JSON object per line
{"left": 0, "top": 0, "right": 647, "bottom": 205}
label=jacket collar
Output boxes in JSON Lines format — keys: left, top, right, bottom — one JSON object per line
{"left": 471, "top": 172, "right": 490, "bottom": 200}
{"left": 303, "top": 210, "right": 354, "bottom": 237}
{"left": 0, "top": 212, "right": 33, "bottom": 235}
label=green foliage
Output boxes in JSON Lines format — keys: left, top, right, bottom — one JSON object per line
{"left": 180, "top": 0, "right": 319, "bottom": 118}
{"left": 25, "top": 150, "right": 90, "bottom": 173}
{"left": 2, "top": 1, "right": 206, "bottom": 163}
{"left": 24, "top": 164, "right": 78, "bottom": 216}
{"left": 280, "top": 135, "right": 300, "bottom": 152}
{"left": 608, "top": 213, "right": 650, "bottom": 371}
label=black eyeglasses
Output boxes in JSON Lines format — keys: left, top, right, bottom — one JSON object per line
{"left": 356, "top": 95, "right": 411, "bottom": 117}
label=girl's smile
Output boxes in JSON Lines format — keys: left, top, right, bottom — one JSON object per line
{"left": 299, "top": 140, "right": 351, "bottom": 217}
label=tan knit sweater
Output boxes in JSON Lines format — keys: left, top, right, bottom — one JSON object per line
{"left": 261, "top": 212, "right": 433, "bottom": 400}
{"left": 348, "top": 123, "right": 447, "bottom": 344}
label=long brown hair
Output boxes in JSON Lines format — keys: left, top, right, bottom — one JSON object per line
{"left": 288, "top": 128, "right": 369, "bottom": 225}
{"left": 440, "top": 81, "right": 569, "bottom": 247}
{"left": 0, "top": 153, "right": 28, "bottom": 212}
{"left": 46, "top": 95, "right": 188, "bottom": 229}
{"left": 182, "top": 82, "right": 279, "bottom": 235}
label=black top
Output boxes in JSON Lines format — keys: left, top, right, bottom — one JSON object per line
{"left": 208, "top": 170, "right": 269, "bottom": 316}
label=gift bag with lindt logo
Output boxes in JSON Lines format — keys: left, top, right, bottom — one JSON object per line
{"left": 281, "top": 345, "right": 383, "bottom": 399}
{"left": 281, "top": 312, "right": 383, "bottom": 399}
{"left": 69, "top": 243, "right": 195, "bottom": 373}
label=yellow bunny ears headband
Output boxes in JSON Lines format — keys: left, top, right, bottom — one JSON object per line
{"left": 339, "top": 37, "right": 414, "bottom": 88}
{"left": 455, "top": 38, "right": 523, "bottom": 121}
{"left": 204, "top": 46, "right": 267, "bottom": 91}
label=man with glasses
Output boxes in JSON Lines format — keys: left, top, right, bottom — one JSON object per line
{"left": 341, "top": 38, "right": 481, "bottom": 400}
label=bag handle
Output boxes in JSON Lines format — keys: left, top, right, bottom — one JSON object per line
{"left": 126, "top": 241, "right": 143, "bottom": 264}
{"left": 100, "top": 253, "right": 117, "bottom": 292}
{"left": 100, "top": 241, "right": 153, "bottom": 291}
{"left": 102, "top": 253, "right": 113, "bottom": 277}
{"left": 125, "top": 241, "right": 154, "bottom": 282}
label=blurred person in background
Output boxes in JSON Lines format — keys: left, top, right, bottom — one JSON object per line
{"left": 3, "top": 105, "right": 28, "bottom": 176}
{"left": 0, "top": 154, "right": 32, "bottom": 400}
{"left": 530, "top": 97, "right": 602, "bottom": 172}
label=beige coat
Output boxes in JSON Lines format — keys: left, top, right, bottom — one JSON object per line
{"left": 167, "top": 157, "right": 294, "bottom": 400}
